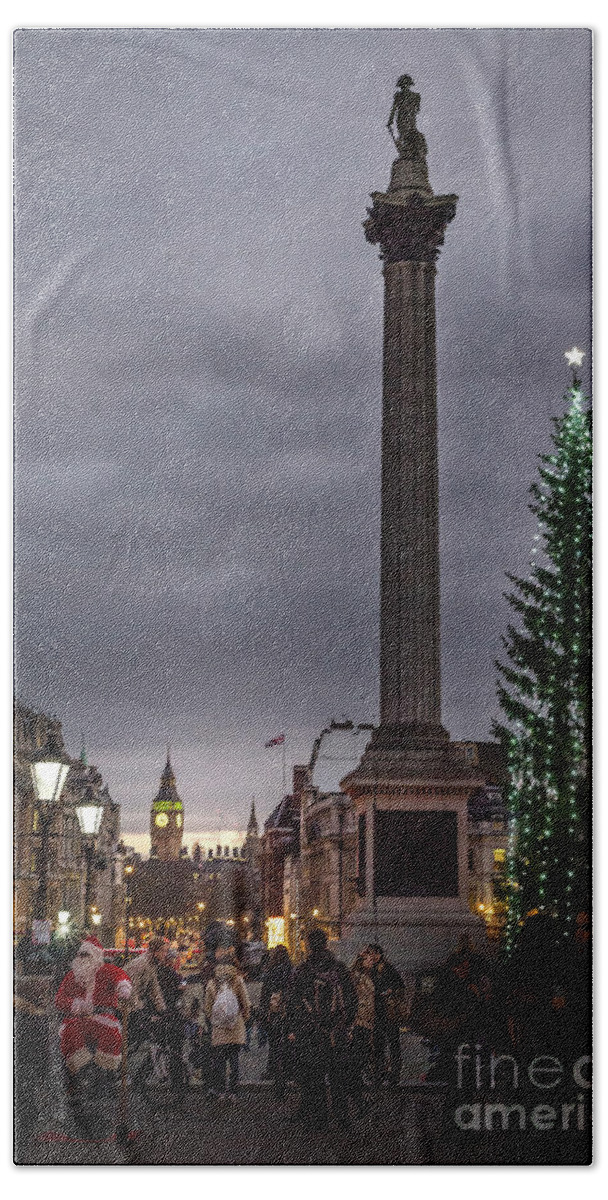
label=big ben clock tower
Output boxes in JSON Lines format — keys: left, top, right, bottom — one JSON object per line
{"left": 150, "top": 751, "right": 184, "bottom": 861}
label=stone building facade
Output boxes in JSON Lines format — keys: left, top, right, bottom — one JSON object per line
{"left": 260, "top": 780, "right": 301, "bottom": 921}
{"left": 458, "top": 742, "right": 510, "bottom": 939}
{"left": 260, "top": 723, "right": 509, "bottom": 952}
{"left": 300, "top": 722, "right": 374, "bottom": 939}
{"left": 13, "top": 702, "right": 122, "bottom": 945}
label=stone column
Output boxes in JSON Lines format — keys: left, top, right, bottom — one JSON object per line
{"left": 367, "top": 186, "right": 458, "bottom": 735}
{"left": 337, "top": 78, "right": 485, "bottom": 975}
{"left": 381, "top": 258, "right": 440, "bottom": 726}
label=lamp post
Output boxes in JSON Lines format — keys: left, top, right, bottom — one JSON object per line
{"left": 197, "top": 901, "right": 205, "bottom": 941}
{"left": 30, "top": 733, "right": 71, "bottom": 923}
{"left": 75, "top": 785, "right": 105, "bottom": 929}
{"left": 124, "top": 859, "right": 134, "bottom": 951}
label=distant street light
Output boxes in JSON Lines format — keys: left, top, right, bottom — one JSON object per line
{"left": 119, "top": 845, "right": 135, "bottom": 950}
{"left": 57, "top": 910, "right": 71, "bottom": 936}
{"left": 30, "top": 733, "right": 71, "bottom": 922}
{"left": 196, "top": 900, "right": 206, "bottom": 938}
{"left": 75, "top": 785, "right": 105, "bottom": 927}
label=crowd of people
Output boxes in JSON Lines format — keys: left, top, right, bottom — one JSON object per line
{"left": 126, "top": 928, "right": 410, "bottom": 1131}
{"left": 53, "top": 926, "right": 410, "bottom": 1135}
{"left": 51, "top": 914, "right": 590, "bottom": 1140}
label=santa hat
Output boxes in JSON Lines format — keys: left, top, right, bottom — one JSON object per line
{"left": 80, "top": 935, "right": 104, "bottom": 963}
{"left": 84, "top": 935, "right": 103, "bottom": 949}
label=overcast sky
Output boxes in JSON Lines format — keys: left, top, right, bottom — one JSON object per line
{"left": 14, "top": 28, "right": 591, "bottom": 833}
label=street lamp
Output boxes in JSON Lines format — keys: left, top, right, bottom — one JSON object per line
{"left": 75, "top": 785, "right": 105, "bottom": 928}
{"left": 57, "top": 910, "right": 71, "bottom": 937}
{"left": 30, "top": 733, "right": 71, "bottom": 922}
{"left": 196, "top": 901, "right": 206, "bottom": 940}
{"left": 117, "top": 841, "right": 134, "bottom": 951}
{"left": 124, "top": 861, "right": 134, "bottom": 950}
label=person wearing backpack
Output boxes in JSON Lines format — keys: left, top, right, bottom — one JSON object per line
{"left": 204, "top": 945, "right": 251, "bottom": 1101}
{"left": 287, "top": 928, "right": 357, "bottom": 1132}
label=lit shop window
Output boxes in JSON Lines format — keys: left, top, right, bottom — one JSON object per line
{"left": 266, "top": 917, "right": 285, "bottom": 949}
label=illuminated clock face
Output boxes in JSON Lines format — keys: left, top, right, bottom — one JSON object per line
{"left": 176, "top": 814, "right": 183, "bottom": 828}
{"left": 155, "top": 813, "right": 169, "bottom": 828}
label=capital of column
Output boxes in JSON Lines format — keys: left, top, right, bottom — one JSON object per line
{"left": 364, "top": 190, "right": 458, "bottom": 264}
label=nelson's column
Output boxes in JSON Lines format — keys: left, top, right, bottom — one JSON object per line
{"left": 339, "top": 77, "right": 484, "bottom": 972}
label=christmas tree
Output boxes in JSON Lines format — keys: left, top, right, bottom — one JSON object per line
{"left": 495, "top": 349, "right": 591, "bottom": 954}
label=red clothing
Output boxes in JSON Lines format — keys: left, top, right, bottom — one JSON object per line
{"left": 56, "top": 962, "right": 131, "bottom": 1014}
{"left": 56, "top": 963, "right": 132, "bottom": 1073}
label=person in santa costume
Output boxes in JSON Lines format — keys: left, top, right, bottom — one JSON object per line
{"left": 55, "top": 935, "right": 133, "bottom": 1074}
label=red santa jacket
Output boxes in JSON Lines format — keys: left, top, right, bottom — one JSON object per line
{"left": 56, "top": 962, "right": 132, "bottom": 1016}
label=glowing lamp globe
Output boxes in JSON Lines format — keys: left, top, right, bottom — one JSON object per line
{"left": 30, "top": 738, "right": 71, "bottom": 806}
{"left": 75, "top": 790, "right": 105, "bottom": 838}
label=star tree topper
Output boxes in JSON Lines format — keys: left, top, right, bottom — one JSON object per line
{"left": 565, "top": 346, "right": 585, "bottom": 368}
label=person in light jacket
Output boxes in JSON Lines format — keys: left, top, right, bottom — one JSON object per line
{"left": 125, "top": 936, "right": 168, "bottom": 1047}
{"left": 204, "top": 946, "right": 251, "bottom": 1100}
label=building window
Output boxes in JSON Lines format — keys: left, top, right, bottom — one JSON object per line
{"left": 208, "top": 849, "right": 214, "bottom": 859}
{"left": 216, "top": 845, "right": 221, "bottom": 856}
{"left": 493, "top": 848, "right": 506, "bottom": 870}
{"left": 224, "top": 846, "right": 229, "bottom": 857}
{"left": 468, "top": 848, "right": 474, "bottom": 871}
{"left": 267, "top": 917, "right": 285, "bottom": 949}
{"left": 233, "top": 847, "right": 239, "bottom": 857}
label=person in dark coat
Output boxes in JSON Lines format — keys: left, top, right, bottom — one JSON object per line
{"left": 367, "top": 944, "right": 405, "bottom": 1086}
{"left": 348, "top": 949, "right": 375, "bottom": 1113}
{"left": 260, "top": 944, "right": 294, "bottom": 1099}
{"left": 156, "top": 947, "right": 187, "bottom": 1099}
{"left": 287, "top": 929, "right": 357, "bottom": 1131}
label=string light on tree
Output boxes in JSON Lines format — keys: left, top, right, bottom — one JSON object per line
{"left": 495, "top": 350, "right": 591, "bottom": 953}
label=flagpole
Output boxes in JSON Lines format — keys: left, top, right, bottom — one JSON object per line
{"left": 281, "top": 736, "right": 287, "bottom": 795}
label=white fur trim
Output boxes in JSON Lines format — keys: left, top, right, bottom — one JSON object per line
{"left": 116, "top": 979, "right": 132, "bottom": 1001}
{"left": 70, "top": 997, "right": 93, "bottom": 1016}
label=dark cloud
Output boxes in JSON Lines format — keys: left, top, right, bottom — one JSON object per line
{"left": 14, "top": 28, "right": 591, "bottom": 828}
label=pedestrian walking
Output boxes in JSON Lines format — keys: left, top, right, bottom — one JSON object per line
{"left": 157, "top": 946, "right": 187, "bottom": 1100}
{"left": 260, "top": 944, "right": 294, "bottom": 1099}
{"left": 204, "top": 946, "right": 251, "bottom": 1101}
{"left": 287, "top": 928, "right": 357, "bottom": 1132}
{"left": 367, "top": 944, "right": 406, "bottom": 1086}
{"left": 349, "top": 949, "right": 375, "bottom": 1112}
{"left": 124, "top": 936, "right": 168, "bottom": 1048}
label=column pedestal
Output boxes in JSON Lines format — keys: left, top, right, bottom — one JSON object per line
{"left": 336, "top": 726, "right": 486, "bottom": 975}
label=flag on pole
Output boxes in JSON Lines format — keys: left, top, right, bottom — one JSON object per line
{"left": 264, "top": 733, "right": 285, "bottom": 748}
